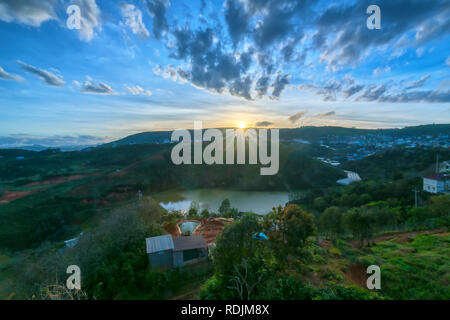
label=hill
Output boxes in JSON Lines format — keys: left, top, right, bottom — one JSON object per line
{"left": 101, "top": 124, "right": 450, "bottom": 147}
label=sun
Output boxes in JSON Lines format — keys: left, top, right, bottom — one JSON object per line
{"left": 238, "top": 121, "right": 247, "bottom": 129}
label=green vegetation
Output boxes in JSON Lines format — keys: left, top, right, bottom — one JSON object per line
{"left": 0, "top": 133, "right": 448, "bottom": 300}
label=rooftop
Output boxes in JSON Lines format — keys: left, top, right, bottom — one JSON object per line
{"left": 173, "top": 236, "right": 208, "bottom": 252}
{"left": 145, "top": 234, "right": 208, "bottom": 253}
{"left": 146, "top": 234, "right": 174, "bottom": 254}
{"left": 424, "top": 173, "right": 449, "bottom": 181}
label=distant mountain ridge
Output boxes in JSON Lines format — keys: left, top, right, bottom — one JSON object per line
{"left": 99, "top": 124, "right": 450, "bottom": 148}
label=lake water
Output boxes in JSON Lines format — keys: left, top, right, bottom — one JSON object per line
{"left": 155, "top": 189, "right": 290, "bottom": 215}
{"left": 179, "top": 221, "right": 200, "bottom": 234}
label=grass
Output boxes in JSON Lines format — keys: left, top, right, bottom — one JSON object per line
{"left": 352, "top": 234, "right": 450, "bottom": 299}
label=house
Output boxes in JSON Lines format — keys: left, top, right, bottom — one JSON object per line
{"left": 64, "top": 232, "right": 84, "bottom": 248}
{"left": 146, "top": 235, "right": 208, "bottom": 269}
{"left": 423, "top": 173, "right": 450, "bottom": 194}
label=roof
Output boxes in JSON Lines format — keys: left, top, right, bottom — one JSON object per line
{"left": 146, "top": 235, "right": 174, "bottom": 254}
{"left": 424, "top": 173, "right": 448, "bottom": 181}
{"left": 172, "top": 236, "right": 208, "bottom": 251}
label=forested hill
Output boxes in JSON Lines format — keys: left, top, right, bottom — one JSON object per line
{"left": 100, "top": 124, "right": 450, "bottom": 147}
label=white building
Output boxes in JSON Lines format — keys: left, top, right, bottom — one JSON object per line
{"left": 423, "top": 174, "right": 449, "bottom": 194}
{"left": 337, "top": 170, "right": 362, "bottom": 185}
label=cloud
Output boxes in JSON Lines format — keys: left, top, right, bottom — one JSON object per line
{"left": 405, "top": 74, "right": 430, "bottom": 90}
{"left": 379, "top": 90, "right": 450, "bottom": 103}
{"left": 255, "top": 75, "right": 270, "bottom": 98}
{"left": 255, "top": 121, "right": 273, "bottom": 127}
{"left": 316, "top": 111, "right": 336, "bottom": 118}
{"left": 0, "top": 0, "right": 57, "bottom": 27}
{"left": 0, "top": 66, "right": 23, "bottom": 82}
{"left": 446, "top": 56, "right": 450, "bottom": 67}
{"left": 343, "top": 84, "right": 364, "bottom": 98}
{"left": 373, "top": 66, "right": 391, "bottom": 76}
{"left": 357, "top": 84, "right": 388, "bottom": 101}
{"left": 121, "top": 3, "right": 150, "bottom": 38}
{"left": 81, "top": 78, "right": 115, "bottom": 94}
{"left": 17, "top": 61, "right": 64, "bottom": 86}
{"left": 125, "top": 85, "right": 152, "bottom": 95}
{"left": 76, "top": 0, "right": 102, "bottom": 42}
{"left": 161, "top": 26, "right": 264, "bottom": 100}
{"left": 0, "top": 134, "right": 110, "bottom": 149}
{"left": 271, "top": 73, "right": 290, "bottom": 99}
{"left": 146, "top": 0, "right": 170, "bottom": 39}
{"left": 315, "top": 79, "right": 342, "bottom": 101}
{"left": 288, "top": 111, "right": 307, "bottom": 123}
{"left": 224, "top": 0, "right": 250, "bottom": 46}
{"left": 314, "top": 0, "right": 450, "bottom": 70}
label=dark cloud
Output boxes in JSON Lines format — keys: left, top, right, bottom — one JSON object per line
{"left": 316, "top": 79, "right": 342, "bottom": 101}
{"left": 314, "top": 0, "right": 450, "bottom": 70}
{"left": 229, "top": 75, "right": 253, "bottom": 100}
{"left": 255, "top": 121, "right": 273, "bottom": 127}
{"left": 405, "top": 74, "right": 430, "bottom": 90}
{"left": 146, "top": 0, "right": 170, "bottom": 39}
{"left": 255, "top": 75, "right": 270, "bottom": 98}
{"left": 81, "top": 79, "right": 115, "bottom": 94}
{"left": 150, "top": 0, "right": 449, "bottom": 102}
{"left": 357, "top": 84, "right": 388, "bottom": 101}
{"left": 224, "top": 0, "right": 250, "bottom": 46}
{"left": 379, "top": 90, "right": 450, "bottom": 103}
{"left": 271, "top": 73, "right": 290, "bottom": 98}
{"left": 343, "top": 84, "right": 365, "bottom": 98}
{"left": 288, "top": 111, "right": 307, "bottom": 123}
{"left": 163, "top": 25, "right": 264, "bottom": 100}
{"left": 0, "top": 66, "right": 23, "bottom": 82}
{"left": 17, "top": 61, "right": 64, "bottom": 86}
{"left": 317, "top": 111, "right": 336, "bottom": 118}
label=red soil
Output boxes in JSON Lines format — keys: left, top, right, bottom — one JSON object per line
{"left": 167, "top": 218, "right": 233, "bottom": 244}
{"left": 25, "top": 173, "right": 98, "bottom": 187}
{"left": 0, "top": 189, "right": 40, "bottom": 204}
{"left": 347, "top": 229, "right": 445, "bottom": 248}
{"left": 344, "top": 263, "right": 367, "bottom": 288}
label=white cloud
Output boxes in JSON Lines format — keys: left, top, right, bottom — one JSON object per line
{"left": 76, "top": 0, "right": 101, "bottom": 42}
{"left": 121, "top": 4, "right": 149, "bottom": 38}
{"left": 373, "top": 66, "right": 391, "bottom": 76}
{"left": 446, "top": 56, "right": 450, "bottom": 67}
{"left": 125, "top": 85, "right": 152, "bottom": 95}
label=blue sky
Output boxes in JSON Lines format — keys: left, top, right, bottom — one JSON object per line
{"left": 0, "top": 0, "right": 449, "bottom": 147}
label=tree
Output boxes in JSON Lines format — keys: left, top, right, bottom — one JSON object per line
{"left": 282, "top": 205, "right": 317, "bottom": 249}
{"left": 318, "top": 206, "right": 344, "bottom": 241}
{"left": 263, "top": 205, "right": 317, "bottom": 255}
{"left": 227, "top": 258, "right": 267, "bottom": 300}
{"left": 343, "top": 207, "right": 376, "bottom": 247}
{"left": 188, "top": 201, "right": 199, "bottom": 217}
{"left": 429, "top": 195, "right": 450, "bottom": 229}
{"left": 212, "top": 213, "right": 260, "bottom": 275}
{"left": 201, "top": 209, "right": 210, "bottom": 219}
{"left": 219, "top": 198, "right": 231, "bottom": 215}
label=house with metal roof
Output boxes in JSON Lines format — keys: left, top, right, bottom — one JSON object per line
{"left": 145, "top": 235, "right": 208, "bottom": 268}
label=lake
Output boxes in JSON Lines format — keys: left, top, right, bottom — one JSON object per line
{"left": 154, "top": 189, "right": 290, "bottom": 215}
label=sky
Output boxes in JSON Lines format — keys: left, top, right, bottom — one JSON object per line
{"left": 0, "top": 0, "right": 449, "bottom": 147}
